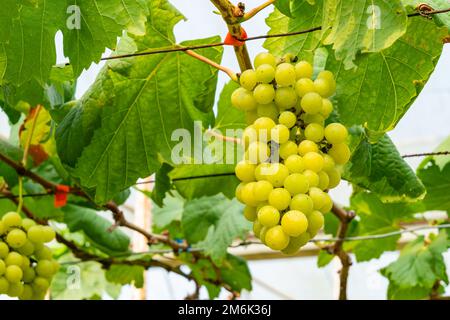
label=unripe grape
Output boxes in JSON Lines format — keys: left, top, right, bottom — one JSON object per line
{"left": 302, "top": 113, "right": 325, "bottom": 126}
{"left": 284, "top": 174, "right": 309, "bottom": 195}
{"left": 254, "top": 180, "right": 274, "bottom": 201}
{"left": 295, "top": 78, "right": 316, "bottom": 97}
{"left": 254, "top": 52, "right": 277, "bottom": 68}
{"left": 52, "top": 261, "right": 60, "bottom": 274}
{"left": 36, "top": 260, "right": 55, "bottom": 278}
{"left": 282, "top": 232, "right": 311, "bottom": 255}
{"left": 2, "top": 212, "right": 22, "bottom": 228}
{"left": 7, "top": 282, "right": 23, "bottom": 297}
{"left": 265, "top": 226, "right": 290, "bottom": 250}
{"left": 34, "top": 246, "right": 53, "bottom": 261}
{"left": 241, "top": 182, "right": 259, "bottom": 207}
{"left": 318, "top": 171, "right": 330, "bottom": 190}
{"left": 275, "top": 63, "right": 296, "bottom": 86}
{"left": 298, "top": 140, "right": 319, "bottom": 156}
{"left": 309, "top": 187, "right": 328, "bottom": 210}
{"left": 314, "top": 78, "right": 334, "bottom": 98}
{"left": 0, "top": 260, "right": 5, "bottom": 276}
{"left": 328, "top": 143, "right": 351, "bottom": 165}
{"left": 19, "top": 284, "right": 33, "bottom": 300}
{"left": 303, "top": 170, "right": 319, "bottom": 188}
{"left": 240, "top": 69, "right": 258, "bottom": 90}
{"left": 307, "top": 210, "right": 325, "bottom": 237}
{"left": 5, "top": 252, "right": 23, "bottom": 266}
{"left": 5, "top": 265, "right": 23, "bottom": 283}
{"left": 22, "top": 267, "right": 36, "bottom": 283}
{"left": 22, "top": 256, "right": 30, "bottom": 269}
{"left": 245, "top": 141, "right": 270, "bottom": 164}
{"left": 259, "top": 227, "right": 270, "bottom": 245}
{"left": 242, "top": 126, "right": 257, "bottom": 149}
{"left": 0, "top": 242, "right": 9, "bottom": 259}
{"left": 32, "top": 277, "right": 50, "bottom": 292}
{"left": 235, "top": 160, "right": 256, "bottom": 182}
{"left": 258, "top": 163, "right": 289, "bottom": 187}
{"left": 279, "top": 141, "right": 298, "bottom": 160}
{"left": 268, "top": 188, "right": 291, "bottom": 211}
{"left": 254, "top": 83, "right": 276, "bottom": 105}
{"left": 275, "top": 87, "right": 298, "bottom": 110}
{"left": 323, "top": 154, "right": 336, "bottom": 172}
{"left": 290, "top": 194, "right": 314, "bottom": 215}
{"left": 304, "top": 123, "right": 325, "bottom": 143}
{"left": 28, "top": 225, "right": 45, "bottom": 244}
{"left": 235, "top": 182, "right": 246, "bottom": 203}
{"left": 325, "top": 123, "right": 348, "bottom": 144}
{"left": 0, "top": 277, "right": 9, "bottom": 294}
{"left": 317, "top": 70, "right": 336, "bottom": 93}
{"left": 303, "top": 152, "right": 324, "bottom": 172}
{"left": 327, "top": 168, "right": 341, "bottom": 189}
{"left": 6, "top": 228, "right": 27, "bottom": 249}
{"left": 257, "top": 103, "right": 278, "bottom": 121}
{"left": 257, "top": 206, "right": 280, "bottom": 227}
{"left": 231, "top": 87, "right": 257, "bottom": 111}
{"left": 254, "top": 117, "right": 276, "bottom": 140}
{"left": 285, "top": 155, "right": 305, "bottom": 173}
{"left": 271, "top": 124, "right": 290, "bottom": 144}
{"left": 0, "top": 221, "right": 5, "bottom": 235}
{"left": 253, "top": 221, "right": 263, "bottom": 238}
{"left": 321, "top": 99, "right": 333, "bottom": 118}
{"left": 22, "top": 218, "right": 36, "bottom": 231}
{"left": 295, "top": 61, "right": 313, "bottom": 79}
{"left": 256, "top": 64, "right": 276, "bottom": 83}
{"left": 320, "top": 193, "right": 333, "bottom": 213}
{"left": 281, "top": 210, "right": 309, "bottom": 237}
{"left": 279, "top": 111, "right": 297, "bottom": 128}
{"left": 245, "top": 111, "right": 258, "bottom": 125}
{"left": 301, "top": 92, "right": 323, "bottom": 114}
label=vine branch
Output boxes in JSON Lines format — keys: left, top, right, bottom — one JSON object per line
{"left": 242, "top": 0, "right": 276, "bottom": 21}
{"left": 185, "top": 50, "right": 238, "bottom": 82}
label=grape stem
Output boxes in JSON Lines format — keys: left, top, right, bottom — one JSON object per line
{"left": 185, "top": 50, "right": 238, "bottom": 82}
{"left": 242, "top": 0, "right": 276, "bottom": 21}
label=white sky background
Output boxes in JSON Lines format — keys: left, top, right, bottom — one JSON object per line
{"left": 1, "top": 1, "right": 449, "bottom": 299}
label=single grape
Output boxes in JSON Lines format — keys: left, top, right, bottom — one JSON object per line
{"left": 281, "top": 210, "right": 309, "bottom": 237}
{"left": 0, "top": 260, "right": 5, "bottom": 276}
{"left": 235, "top": 160, "right": 256, "bottom": 182}
{"left": 22, "top": 267, "right": 36, "bottom": 283}
{"left": 279, "top": 141, "right": 298, "bottom": 160}
{"left": 254, "top": 52, "right": 277, "bottom": 68}
{"left": 295, "top": 78, "right": 316, "bottom": 97}
{"left": 254, "top": 117, "right": 276, "bottom": 140}
{"left": 253, "top": 180, "right": 274, "bottom": 202}
{"left": 257, "top": 206, "right": 280, "bottom": 227}
{"left": 32, "top": 277, "right": 50, "bottom": 293}
{"left": 34, "top": 246, "right": 53, "bottom": 261}
{"left": 285, "top": 155, "right": 305, "bottom": 173}
{"left": 253, "top": 221, "right": 263, "bottom": 238}
{"left": 275, "top": 87, "right": 298, "bottom": 110}
{"left": 0, "top": 221, "right": 5, "bottom": 235}
{"left": 52, "top": 261, "right": 60, "bottom": 274}
{"left": 235, "top": 182, "right": 246, "bottom": 203}
{"left": 320, "top": 193, "right": 333, "bottom": 213}
{"left": 303, "top": 152, "right": 324, "bottom": 172}
{"left": 258, "top": 163, "right": 289, "bottom": 187}
{"left": 303, "top": 170, "right": 319, "bottom": 188}
{"left": 314, "top": 78, "right": 334, "bottom": 98}
{"left": 278, "top": 111, "right": 297, "bottom": 128}
{"left": 281, "top": 232, "right": 311, "bottom": 255}
{"left": 301, "top": 92, "right": 323, "bottom": 115}
{"left": 295, "top": 61, "right": 313, "bottom": 79}
{"left": 0, "top": 277, "right": 9, "bottom": 294}
{"left": 245, "top": 141, "right": 270, "bottom": 164}
{"left": 257, "top": 103, "right": 278, "bottom": 121}
{"left": 253, "top": 83, "right": 276, "bottom": 105}
{"left": 245, "top": 111, "right": 258, "bottom": 125}
{"left": 290, "top": 194, "right": 314, "bottom": 215}
{"left": 298, "top": 140, "right": 319, "bottom": 156}
{"left": 321, "top": 99, "right": 334, "bottom": 118}
{"left": 271, "top": 124, "right": 290, "bottom": 144}
{"left": 302, "top": 113, "right": 325, "bottom": 126}
{"left": 275, "top": 63, "right": 296, "bottom": 86}
{"left": 7, "top": 282, "right": 24, "bottom": 297}
{"left": 242, "top": 126, "right": 257, "bottom": 149}
{"left": 324, "top": 123, "right": 348, "bottom": 144}
{"left": 5, "top": 252, "right": 23, "bottom": 266}
{"left": 21, "top": 256, "right": 30, "bottom": 269}
{"left": 240, "top": 69, "right": 258, "bottom": 90}
{"left": 19, "top": 284, "right": 33, "bottom": 300}
{"left": 35, "top": 260, "right": 55, "bottom": 278}
{"left": 326, "top": 168, "right": 341, "bottom": 189}
{"left": 323, "top": 154, "right": 336, "bottom": 172}
{"left": 309, "top": 187, "right": 328, "bottom": 210}
{"left": 317, "top": 70, "right": 336, "bottom": 93}
{"left": 268, "top": 188, "right": 291, "bottom": 211}
{"left": 265, "top": 226, "right": 290, "bottom": 250}
{"left": 241, "top": 182, "right": 259, "bottom": 207}
{"left": 22, "top": 218, "right": 36, "bottom": 231}
{"left": 5, "top": 265, "right": 23, "bottom": 283}
{"left": 2, "top": 212, "right": 22, "bottom": 228}
{"left": 256, "top": 64, "right": 276, "bottom": 83}
{"left": 284, "top": 174, "right": 309, "bottom": 195}
{"left": 318, "top": 171, "right": 330, "bottom": 190}
{"left": 6, "top": 228, "right": 27, "bottom": 249}
{"left": 28, "top": 225, "right": 45, "bottom": 244}
{"left": 307, "top": 210, "right": 325, "bottom": 237}
{"left": 304, "top": 123, "right": 325, "bottom": 143}
{"left": 328, "top": 143, "right": 351, "bottom": 165}
{"left": 0, "top": 242, "right": 9, "bottom": 259}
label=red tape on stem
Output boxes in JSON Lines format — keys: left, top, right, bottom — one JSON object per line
{"left": 54, "top": 185, "right": 70, "bottom": 208}
{"left": 224, "top": 28, "right": 248, "bottom": 46}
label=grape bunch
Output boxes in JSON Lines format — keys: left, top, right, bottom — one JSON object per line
{"left": 0, "top": 212, "right": 59, "bottom": 300}
{"left": 232, "top": 52, "right": 350, "bottom": 255}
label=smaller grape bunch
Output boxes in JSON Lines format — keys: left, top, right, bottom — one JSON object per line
{"left": 232, "top": 52, "right": 350, "bottom": 255}
{"left": 0, "top": 212, "right": 59, "bottom": 300}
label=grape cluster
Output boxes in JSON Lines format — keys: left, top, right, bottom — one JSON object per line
{"left": 233, "top": 52, "right": 350, "bottom": 255}
{"left": 0, "top": 212, "right": 59, "bottom": 300}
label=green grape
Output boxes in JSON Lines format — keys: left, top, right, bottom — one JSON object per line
{"left": 52, "top": 261, "right": 60, "bottom": 274}
{"left": 7, "top": 282, "right": 24, "bottom": 297}
{"left": 19, "top": 284, "right": 33, "bottom": 300}
{"left": 254, "top": 52, "right": 277, "bottom": 68}
{"left": 314, "top": 78, "right": 334, "bottom": 98}
{"left": 320, "top": 193, "right": 333, "bottom": 213}
{"left": 257, "top": 163, "right": 289, "bottom": 187}
{"left": 32, "top": 290, "right": 46, "bottom": 300}
{"left": 328, "top": 143, "right": 351, "bottom": 165}
{"left": 323, "top": 154, "right": 336, "bottom": 172}
{"left": 0, "top": 277, "right": 9, "bottom": 294}
{"left": 257, "top": 103, "right": 278, "bottom": 121}
{"left": 254, "top": 117, "right": 276, "bottom": 140}
{"left": 235, "top": 160, "right": 256, "bottom": 182}
{"left": 22, "top": 256, "right": 30, "bottom": 269}
{"left": 285, "top": 155, "right": 304, "bottom": 173}
{"left": 271, "top": 124, "right": 290, "bottom": 144}
{"left": 302, "top": 113, "right": 325, "bottom": 126}
{"left": 6, "top": 228, "right": 27, "bottom": 249}
{"left": 309, "top": 187, "right": 327, "bottom": 210}
{"left": 324, "top": 123, "right": 348, "bottom": 144}
{"left": 253, "top": 221, "right": 263, "bottom": 238}
{"left": 275, "top": 63, "right": 296, "bottom": 86}
{"left": 5, "top": 265, "right": 23, "bottom": 283}
{"left": 34, "top": 246, "right": 52, "bottom": 261}
{"left": 32, "top": 277, "right": 50, "bottom": 292}
{"left": 307, "top": 210, "right": 325, "bottom": 237}
{"left": 327, "top": 168, "right": 341, "bottom": 189}
{"left": 5, "top": 252, "right": 23, "bottom": 266}
{"left": 295, "top": 61, "right": 313, "bottom": 79}
{"left": 22, "top": 267, "right": 36, "bottom": 283}
{"left": 278, "top": 111, "right": 297, "bottom": 128}
{"left": 0, "top": 242, "right": 9, "bottom": 259}
{"left": 257, "top": 206, "right": 280, "bottom": 227}
{"left": 242, "top": 126, "right": 257, "bottom": 149}
{"left": 0, "top": 221, "right": 5, "bottom": 235}
{"left": 275, "top": 87, "right": 298, "bottom": 110}
{"left": 279, "top": 141, "right": 298, "bottom": 160}
{"left": 283, "top": 174, "right": 309, "bottom": 195}
{"left": 282, "top": 53, "right": 296, "bottom": 63}
{"left": 235, "top": 182, "right": 246, "bottom": 203}
{"left": 22, "top": 218, "right": 36, "bottom": 231}
{"left": 295, "top": 78, "right": 316, "bottom": 97}
{"left": 265, "top": 226, "right": 290, "bottom": 250}
{"left": 259, "top": 227, "right": 269, "bottom": 245}
{"left": 245, "top": 111, "right": 258, "bottom": 125}
{"left": 298, "top": 140, "right": 319, "bottom": 156}
{"left": 231, "top": 87, "right": 257, "bottom": 111}
{"left": 240, "top": 69, "right": 258, "bottom": 90}
{"left": 256, "top": 64, "right": 276, "bottom": 83}
{"left": 303, "top": 152, "right": 324, "bottom": 172}
{"left": 281, "top": 210, "right": 309, "bottom": 237}
{"left": 303, "top": 170, "right": 319, "bottom": 188}
{"left": 317, "top": 70, "right": 336, "bottom": 93}
{"left": 281, "top": 232, "right": 310, "bottom": 255}
{"left": 304, "top": 123, "right": 325, "bottom": 143}
{"left": 321, "top": 99, "right": 333, "bottom": 118}
{"left": 253, "top": 84, "right": 276, "bottom": 105}
{"left": 35, "top": 260, "right": 55, "bottom": 278}
{"left": 28, "top": 226, "right": 45, "bottom": 244}
{"left": 2, "top": 212, "right": 22, "bottom": 228}
{"left": 318, "top": 171, "right": 330, "bottom": 190}
{"left": 254, "top": 180, "right": 274, "bottom": 202}
{"left": 290, "top": 194, "right": 314, "bottom": 215}
{"left": 0, "top": 259, "right": 5, "bottom": 276}
{"left": 268, "top": 188, "right": 291, "bottom": 211}
{"left": 243, "top": 206, "right": 257, "bottom": 222}
{"left": 245, "top": 141, "right": 270, "bottom": 164}
{"left": 241, "top": 182, "right": 259, "bottom": 207}
{"left": 300, "top": 92, "right": 323, "bottom": 115}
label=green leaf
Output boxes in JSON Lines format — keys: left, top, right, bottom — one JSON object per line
{"left": 149, "top": 163, "right": 173, "bottom": 207}
{"left": 317, "top": 250, "right": 334, "bottom": 267}
{"left": 264, "top": 1, "right": 323, "bottom": 62}
{"left": 220, "top": 254, "right": 252, "bottom": 292}
{"left": 417, "top": 161, "right": 450, "bottom": 214}
{"left": 152, "top": 193, "right": 184, "bottom": 231}
{"left": 402, "top": 0, "right": 450, "bottom": 31}
{"left": 344, "top": 128, "right": 426, "bottom": 201}
{"left": 322, "top": 0, "right": 408, "bottom": 69}
{"left": 327, "top": 17, "right": 447, "bottom": 137}
{"left": 105, "top": 264, "right": 145, "bottom": 288}
{"left": 63, "top": 205, "right": 131, "bottom": 254}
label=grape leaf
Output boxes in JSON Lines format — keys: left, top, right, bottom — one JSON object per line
{"left": 152, "top": 193, "right": 184, "bottom": 231}
{"left": 327, "top": 18, "right": 447, "bottom": 138}
{"left": 322, "top": 0, "right": 408, "bottom": 69}
{"left": 317, "top": 250, "right": 334, "bottom": 267}
{"left": 220, "top": 254, "right": 252, "bottom": 292}
{"left": 105, "top": 265, "right": 145, "bottom": 288}
{"left": 148, "top": 162, "right": 173, "bottom": 207}
{"left": 416, "top": 161, "right": 450, "bottom": 214}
